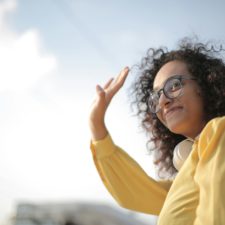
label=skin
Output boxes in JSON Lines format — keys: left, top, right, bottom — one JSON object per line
{"left": 154, "top": 60, "right": 207, "bottom": 139}
{"left": 89, "top": 67, "right": 129, "bottom": 141}
{"left": 89, "top": 60, "right": 207, "bottom": 141}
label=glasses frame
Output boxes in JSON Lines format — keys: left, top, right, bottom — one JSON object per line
{"left": 148, "top": 75, "right": 196, "bottom": 113}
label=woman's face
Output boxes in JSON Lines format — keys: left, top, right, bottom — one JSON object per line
{"left": 153, "top": 60, "right": 206, "bottom": 139}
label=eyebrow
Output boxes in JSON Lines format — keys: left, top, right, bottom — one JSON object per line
{"left": 153, "top": 76, "right": 172, "bottom": 92}
{"left": 153, "top": 75, "right": 183, "bottom": 92}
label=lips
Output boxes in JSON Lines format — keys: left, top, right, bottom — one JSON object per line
{"left": 164, "top": 106, "right": 183, "bottom": 119}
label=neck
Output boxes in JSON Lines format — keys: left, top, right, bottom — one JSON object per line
{"left": 186, "top": 120, "right": 207, "bottom": 140}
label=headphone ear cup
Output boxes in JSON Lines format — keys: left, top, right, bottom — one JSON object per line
{"left": 173, "top": 139, "right": 194, "bottom": 171}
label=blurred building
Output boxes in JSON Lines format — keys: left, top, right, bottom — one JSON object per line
{"left": 13, "top": 202, "right": 151, "bottom": 225}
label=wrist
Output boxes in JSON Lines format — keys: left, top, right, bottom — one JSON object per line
{"left": 89, "top": 122, "right": 108, "bottom": 141}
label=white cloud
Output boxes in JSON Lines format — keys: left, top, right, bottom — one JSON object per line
{"left": 0, "top": 0, "right": 16, "bottom": 31}
{"left": 0, "top": 0, "right": 57, "bottom": 92}
{"left": 0, "top": 0, "right": 59, "bottom": 221}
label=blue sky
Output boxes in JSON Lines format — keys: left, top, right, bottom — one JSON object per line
{"left": 1, "top": 0, "right": 225, "bottom": 222}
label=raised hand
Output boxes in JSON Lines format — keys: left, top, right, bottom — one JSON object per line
{"left": 89, "top": 67, "right": 130, "bottom": 141}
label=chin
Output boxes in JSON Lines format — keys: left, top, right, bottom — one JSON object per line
{"left": 165, "top": 119, "right": 188, "bottom": 135}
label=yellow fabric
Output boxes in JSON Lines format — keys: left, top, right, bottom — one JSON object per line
{"left": 90, "top": 116, "right": 225, "bottom": 224}
{"left": 90, "top": 135, "right": 171, "bottom": 215}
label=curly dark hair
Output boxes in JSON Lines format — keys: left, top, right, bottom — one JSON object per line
{"left": 130, "top": 37, "right": 225, "bottom": 178}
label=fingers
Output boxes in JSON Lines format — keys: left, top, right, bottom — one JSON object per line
{"left": 90, "top": 67, "right": 130, "bottom": 130}
{"left": 96, "top": 84, "right": 105, "bottom": 98}
{"left": 96, "top": 84, "right": 104, "bottom": 93}
{"left": 95, "top": 66, "right": 130, "bottom": 102}
{"left": 102, "top": 66, "right": 129, "bottom": 90}
{"left": 117, "top": 66, "right": 129, "bottom": 85}
{"left": 110, "top": 67, "right": 130, "bottom": 93}
{"left": 103, "top": 78, "right": 114, "bottom": 89}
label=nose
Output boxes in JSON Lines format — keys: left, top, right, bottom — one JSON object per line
{"left": 158, "top": 92, "right": 172, "bottom": 110}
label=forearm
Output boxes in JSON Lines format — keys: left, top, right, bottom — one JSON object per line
{"left": 91, "top": 134, "right": 170, "bottom": 215}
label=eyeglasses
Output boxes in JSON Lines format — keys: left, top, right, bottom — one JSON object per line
{"left": 148, "top": 75, "right": 196, "bottom": 113}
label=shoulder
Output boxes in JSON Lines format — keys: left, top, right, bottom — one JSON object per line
{"left": 198, "top": 116, "right": 225, "bottom": 156}
{"left": 202, "top": 116, "right": 225, "bottom": 136}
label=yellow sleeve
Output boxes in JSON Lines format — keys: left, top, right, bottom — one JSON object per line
{"left": 90, "top": 134, "right": 172, "bottom": 215}
{"left": 195, "top": 116, "right": 225, "bottom": 224}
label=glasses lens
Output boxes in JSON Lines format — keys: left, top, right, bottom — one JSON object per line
{"left": 164, "top": 78, "right": 182, "bottom": 98}
{"left": 148, "top": 92, "right": 160, "bottom": 113}
{"left": 148, "top": 77, "right": 184, "bottom": 113}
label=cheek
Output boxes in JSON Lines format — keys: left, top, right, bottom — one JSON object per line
{"left": 188, "top": 99, "right": 204, "bottom": 119}
{"left": 185, "top": 91, "right": 204, "bottom": 112}
{"left": 156, "top": 111, "right": 166, "bottom": 126}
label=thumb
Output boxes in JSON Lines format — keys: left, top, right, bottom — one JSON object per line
{"left": 96, "top": 84, "right": 106, "bottom": 99}
{"left": 95, "top": 84, "right": 107, "bottom": 107}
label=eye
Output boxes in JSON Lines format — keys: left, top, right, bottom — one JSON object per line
{"left": 166, "top": 79, "right": 181, "bottom": 93}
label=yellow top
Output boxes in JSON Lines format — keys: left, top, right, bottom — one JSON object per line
{"left": 90, "top": 116, "right": 225, "bottom": 225}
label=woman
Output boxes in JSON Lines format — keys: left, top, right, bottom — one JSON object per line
{"left": 89, "top": 38, "right": 225, "bottom": 224}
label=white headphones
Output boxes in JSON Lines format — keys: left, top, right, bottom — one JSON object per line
{"left": 173, "top": 139, "right": 194, "bottom": 171}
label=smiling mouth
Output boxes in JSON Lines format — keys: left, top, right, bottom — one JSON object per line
{"left": 165, "top": 106, "right": 183, "bottom": 118}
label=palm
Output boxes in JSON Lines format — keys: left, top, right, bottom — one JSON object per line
{"left": 89, "top": 67, "right": 129, "bottom": 140}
